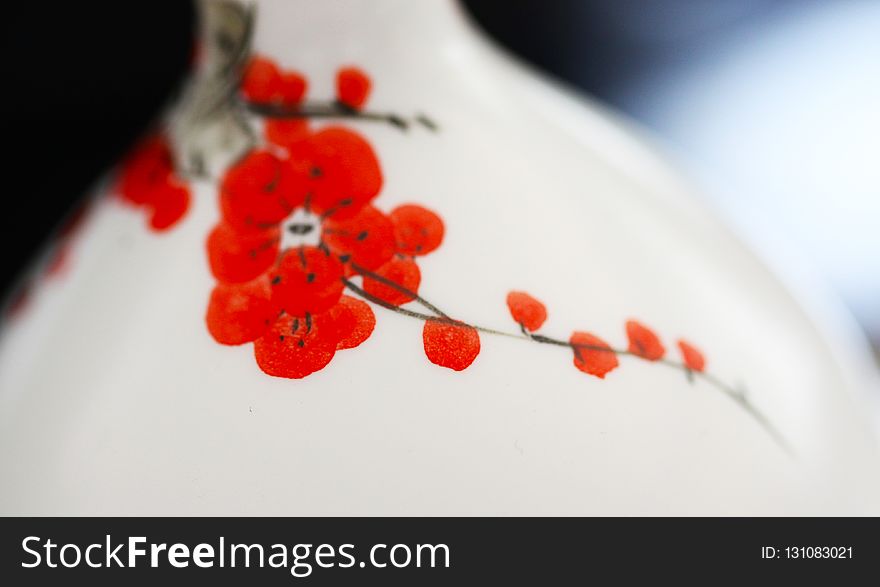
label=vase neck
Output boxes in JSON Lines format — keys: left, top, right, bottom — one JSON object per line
{"left": 200, "top": 0, "right": 473, "bottom": 74}
{"left": 175, "top": 0, "right": 479, "bottom": 176}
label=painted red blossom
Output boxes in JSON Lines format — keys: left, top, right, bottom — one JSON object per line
{"left": 336, "top": 67, "right": 372, "bottom": 109}
{"left": 117, "top": 134, "right": 191, "bottom": 231}
{"left": 205, "top": 132, "right": 444, "bottom": 377}
{"left": 206, "top": 59, "right": 446, "bottom": 378}
{"left": 678, "top": 339, "right": 706, "bottom": 372}
{"left": 389, "top": 205, "right": 444, "bottom": 256}
{"left": 423, "top": 320, "right": 481, "bottom": 371}
{"left": 363, "top": 257, "right": 421, "bottom": 306}
{"left": 569, "top": 331, "right": 619, "bottom": 378}
{"left": 499, "top": 291, "right": 719, "bottom": 390}
{"left": 625, "top": 320, "right": 665, "bottom": 361}
{"left": 506, "top": 291, "right": 547, "bottom": 332}
{"left": 266, "top": 118, "right": 311, "bottom": 149}
{"left": 240, "top": 54, "right": 307, "bottom": 105}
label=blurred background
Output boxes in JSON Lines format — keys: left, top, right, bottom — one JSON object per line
{"left": 2, "top": 0, "right": 877, "bottom": 356}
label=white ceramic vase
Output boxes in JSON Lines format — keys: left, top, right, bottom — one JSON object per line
{"left": 1, "top": 0, "right": 878, "bottom": 515}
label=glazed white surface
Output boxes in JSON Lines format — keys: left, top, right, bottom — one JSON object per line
{"left": 0, "top": 0, "right": 878, "bottom": 515}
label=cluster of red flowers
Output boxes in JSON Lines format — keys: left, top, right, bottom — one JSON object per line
{"left": 117, "top": 135, "right": 191, "bottom": 231}
{"left": 111, "top": 54, "right": 712, "bottom": 385}
{"left": 205, "top": 56, "right": 450, "bottom": 378}
{"left": 506, "top": 291, "right": 706, "bottom": 378}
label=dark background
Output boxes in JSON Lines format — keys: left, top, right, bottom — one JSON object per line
{"left": 0, "top": 2, "right": 195, "bottom": 294}
{"left": 3, "top": 0, "right": 877, "bottom": 351}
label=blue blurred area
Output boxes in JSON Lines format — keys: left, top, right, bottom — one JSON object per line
{"left": 466, "top": 0, "right": 880, "bottom": 350}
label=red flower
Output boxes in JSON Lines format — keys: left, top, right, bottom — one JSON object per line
{"left": 253, "top": 311, "right": 340, "bottom": 379}
{"left": 277, "top": 72, "right": 307, "bottom": 105}
{"left": 336, "top": 67, "right": 372, "bottom": 109}
{"left": 329, "top": 296, "right": 376, "bottom": 350}
{"left": 252, "top": 299, "right": 377, "bottom": 379}
{"left": 569, "top": 332, "right": 619, "bottom": 378}
{"left": 389, "top": 205, "right": 444, "bottom": 256}
{"left": 239, "top": 56, "right": 311, "bottom": 150}
{"left": 206, "top": 121, "right": 445, "bottom": 379}
{"left": 220, "top": 149, "right": 301, "bottom": 231}
{"left": 148, "top": 183, "right": 190, "bottom": 230}
{"left": 212, "top": 65, "right": 453, "bottom": 379}
{"left": 117, "top": 134, "right": 191, "bottom": 232}
{"left": 286, "top": 126, "right": 383, "bottom": 220}
{"left": 207, "top": 221, "right": 280, "bottom": 284}
{"left": 423, "top": 320, "right": 481, "bottom": 371}
{"left": 677, "top": 339, "right": 706, "bottom": 372}
{"left": 208, "top": 284, "right": 377, "bottom": 379}
{"left": 322, "top": 205, "right": 396, "bottom": 271}
{"left": 209, "top": 134, "right": 385, "bottom": 290}
{"left": 240, "top": 56, "right": 281, "bottom": 102}
{"left": 506, "top": 291, "right": 547, "bottom": 332}
{"left": 265, "top": 119, "right": 311, "bottom": 150}
{"left": 206, "top": 276, "right": 276, "bottom": 346}
{"left": 240, "top": 55, "right": 307, "bottom": 106}
{"left": 363, "top": 257, "right": 421, "bottom": 306}
{"left": 269, "top": 246, "right": 344, "bottom": 317}
{"left": 625, "top": 320, "right": 665, "bottom": 361}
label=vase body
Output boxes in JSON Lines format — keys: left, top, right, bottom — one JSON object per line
{"left": 0, "top": 0, "right": 878, "bottom": 515}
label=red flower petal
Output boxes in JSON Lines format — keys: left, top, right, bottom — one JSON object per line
{"left": 677, "top": 339, "right": 706, "bottom": 372}
{"left": 389, "top": 204, "right": 444, "bottom": 256}
{"left": 118, "top": 134, "right": 173, "bottom": 205}
{"left": 206, "top": 277, "right": 276, "bottom": 345}
{"left": 117, "top": 134, "right": 191, "bottom": 232}
{"left": 148, "top": 180, "right": 190, "bottom": 231}
{"left": 329, "top": 295, "right": 375, "bottom": 350}
{"left": 240, "top": 55, "right": 282, "bottom": 103}
{"left": 363, "top": 257, "right": 421, "bottom": 306}
{"left": 207, "top": 222, "right": 280, "bottom": 283}
{"left": 220, "top": 149, "right": 301, "bottom": 231}
{"left": 625, "top": 320, "right": 666, "bottom": 361}
{"left": 505, "top": 291, "right": 547, "bottom": 332}
{"left": 322, "top": 205, "right": 395, "bottom": 271}
{"left": 253, "top": 311, "right": 338, "bottom": 379}
{"left": 45, "top": 202, "right": 91, "bottom": 277}
{"left": 265, "top": 119, "right": 310, "bottom": 150}
{"left": 270, "top": 246, "right": 344, "bottom": 316}
{"left": 240, "top": 55, "right": 308, "bottom": 107}
{"left": 569, "top": 332, "right": 619, "bottom": 378}
{"left": 423, "top": 320, "right": 480, "bottom": 371}
{"left": 277, "top": 71, "right": 307, "bottom": 105}
{"left": 336, "top": 67, "right": 371, "bottom": 109}
{"left": 287, "top": 127, "right": 382, "bottom": 220}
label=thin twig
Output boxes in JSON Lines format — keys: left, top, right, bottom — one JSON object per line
{"left": 342, "top": 278, "right": 439, "bottom": 322}
{"left": 241, "top": 99, "right": 438, "bottom": 132}
{"left": 341, "top": 276, "right": 791, "bottom": 454}
{"left": 352, "top": 262, "right": 450, "bottom": 319}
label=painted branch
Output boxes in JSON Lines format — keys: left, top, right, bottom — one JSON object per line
{"left": 241, "top": 99, "right": 438, "bottom": 132}
{"left": 341, "top": 273, "right": 791, "bottom": 454}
